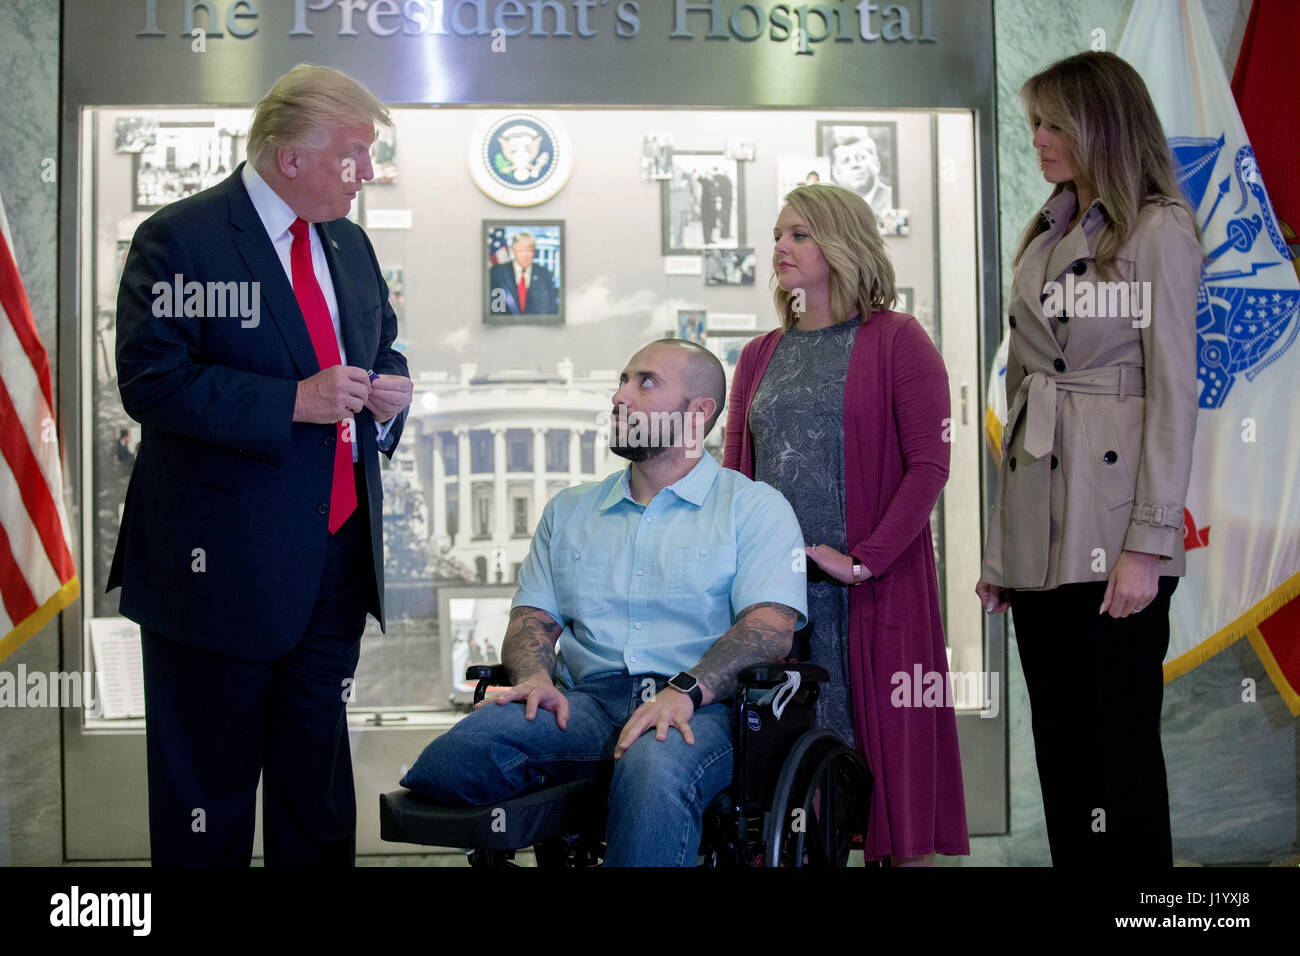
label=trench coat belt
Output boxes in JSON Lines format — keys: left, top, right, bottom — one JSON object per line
{"left": 1010, "top": 364, "right": 1145, "bottom": 460}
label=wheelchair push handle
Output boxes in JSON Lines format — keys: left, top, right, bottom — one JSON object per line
{"left": 467, "top": 664, "right": 510, "bottom": 705}
{"left": 738, "top": 663, "right": 829, "bottom": 687}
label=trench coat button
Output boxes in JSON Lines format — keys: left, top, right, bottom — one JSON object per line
{"left": 1053, "top": 358, "right": 1066, "bottom": 372}
{"left": 317, "top": 502, "right": 329, "bottom": 515}
{"left": 1103, "top": 450, "right": 1118, "bottom": 464}
{"left": 1051, "top": 455, "right": 1058, "bottom": 469}
{"left": 1009, "top": 457, "right": 1017, "bottom": 471}
{"left": 1072, "top": 260, "right": 1087, "bottom": 275}
{"left": 1009, "top": 315, "right": 1017, "bottom": 329}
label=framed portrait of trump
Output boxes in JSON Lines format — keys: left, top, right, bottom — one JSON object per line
{"left": 482, "top": 220, "right": 565, "bottom": 326}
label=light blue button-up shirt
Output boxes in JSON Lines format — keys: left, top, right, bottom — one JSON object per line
{"left": 512, "top": 453, "right": 808, "bottom": 687}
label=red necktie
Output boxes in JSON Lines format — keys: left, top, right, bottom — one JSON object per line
{"left": 517, "top": 272, "right": 527, "bottom": 312}
{"left": 289, "top": 217, "right": 356, "bottom": 534}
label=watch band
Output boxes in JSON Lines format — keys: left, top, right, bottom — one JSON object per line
{"left": 852, "top": 562, "right": 862, "bottom": 585}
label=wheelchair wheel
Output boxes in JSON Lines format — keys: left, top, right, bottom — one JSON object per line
{"left": 763, "top": 728, "right": 871, "bottom": 867}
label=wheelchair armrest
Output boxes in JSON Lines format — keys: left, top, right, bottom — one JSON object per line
{"left": 467, "top": 664, "right": 510, "bottom": 705}
{"left": 737, "top": 663, "right": 830, "bottom": 687}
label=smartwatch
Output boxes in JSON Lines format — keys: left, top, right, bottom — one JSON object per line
{"left": 667, "top": 671, "right": 704, "bottom": 708}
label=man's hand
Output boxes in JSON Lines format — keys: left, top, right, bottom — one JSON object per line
{"left": 365, "top": 373, "right": 414, "bottom": 424}
{"left": 477, "top": 671, "right": 571, "bottom": 729}
{"left": 613, "top": 686, "right": 695, "bottom": 759}
{"left": 293, "top": 365, "right": 371, "bottom": 424}
{"left": 1099, "top": 549, "right": 1161, "bottom": 618}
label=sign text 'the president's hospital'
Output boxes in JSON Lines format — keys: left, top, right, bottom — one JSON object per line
{"left": 136, "top": 1, "right": 939, "bottom": 49}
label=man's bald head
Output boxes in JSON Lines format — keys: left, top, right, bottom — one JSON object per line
{"left": 648, "top": 338, "right": 727, "bottom": 435}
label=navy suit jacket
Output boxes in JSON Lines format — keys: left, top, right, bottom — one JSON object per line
{"left": 488, "top": 261, "right": 558, "bottom": 315}
{"left": 107, "top": 163, "right": 409, "bottom": 660}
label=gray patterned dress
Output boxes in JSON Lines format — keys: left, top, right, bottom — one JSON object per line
{"left": 749, "top": 317, "right": 859, "bottom": 747}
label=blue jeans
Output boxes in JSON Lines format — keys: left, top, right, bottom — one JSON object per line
{"left": 400, "top": 672, "right": 734, "bottom": 866}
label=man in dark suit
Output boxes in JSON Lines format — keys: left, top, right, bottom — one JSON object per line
{"left": 698, "top": 172, "right": 717, "bottom": 245}
{"left": 109, "top": 65, "right": 413, "bottom": 867}
{"left": 487, "top": 232, "right": 558, "bottom": 316}
{"left": 713, "top": 167, "right": 733, "bottom": 241}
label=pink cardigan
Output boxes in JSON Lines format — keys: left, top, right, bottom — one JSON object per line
{"left": 723, "top": 311, "right": 970, "bottom": 858}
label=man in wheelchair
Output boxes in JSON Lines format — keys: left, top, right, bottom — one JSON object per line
{"left": 399, "top": 339, "right": 808, "bottom": 866}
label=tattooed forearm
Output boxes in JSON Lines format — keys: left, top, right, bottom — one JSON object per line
{"left": 501, "top": 606, "right": 562, "bottom": 684}
{"left": 691, "top": 602, "right": 798, "bottom": 705}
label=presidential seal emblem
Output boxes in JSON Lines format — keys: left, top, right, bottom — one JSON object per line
{"left": 467, "top": 112, "right": 574, "bottom": 207}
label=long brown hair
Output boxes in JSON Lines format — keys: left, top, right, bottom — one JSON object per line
{"left": 773, "top": 184, "right": 897, "bottom": 331}
{"left": 1014, "top": 51, "right": 1197, "bottom": 277}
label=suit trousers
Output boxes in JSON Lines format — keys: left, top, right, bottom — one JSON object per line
{"left": 1010, "top": 575, "right": 1178, "bottom": 867}
{"left": 140, "top": 464, "right": 373, "bottom": 866}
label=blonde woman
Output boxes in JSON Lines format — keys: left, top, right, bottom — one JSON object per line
{"left": 976, "top": 51, "right": 1202, "bottom": 866}
{"left": 724, "top": 183, "right": 969, "bottom": 865}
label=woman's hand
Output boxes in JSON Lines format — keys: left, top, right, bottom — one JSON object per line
{"left": 1099, "top": 550, "right": 1161, "bottom": 618}
{"left": 805, "top": 544, "right": 859, "bottom": 585}
{"left": 975, "top": 580, "right": 1010, "bottom": 614}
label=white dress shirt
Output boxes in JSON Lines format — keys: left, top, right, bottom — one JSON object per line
{"left": 240, "top": 163, "right": 394, "bottom": 459}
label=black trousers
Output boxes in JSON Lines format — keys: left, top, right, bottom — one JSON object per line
{"left": 140, "top": 469, "right": 373, "bottom": 867}
{"left": 1010, "top": 575, "right": 1178, "bottom": 867}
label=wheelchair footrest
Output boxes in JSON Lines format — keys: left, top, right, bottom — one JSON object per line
{"left": 380, "top": 778, "right": 605, "bottom": 851}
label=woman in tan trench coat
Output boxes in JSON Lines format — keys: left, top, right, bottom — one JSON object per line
{"left": 975, "top": 51, "right": 1202, "bottom": 866}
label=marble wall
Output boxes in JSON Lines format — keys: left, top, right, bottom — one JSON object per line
{"left": 0, "top": 0, "right": 1292, "bottom": 865}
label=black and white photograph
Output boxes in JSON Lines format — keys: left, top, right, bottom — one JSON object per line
{"left": 641, "top": 132, "right": 674, "bottom": 181}
{"left": 132, "top": 121, "right": 238, "bottom": 210}
{"left": 724, "top": 138, "right": 755, "bottom": 161}
{"left": 113, "top": 116, "right": 157, "bottom": 153}
{"left": 895, "top": 286, "right": 914, "bottom": 315}
{"left": 439, "top": 588, "right": 514, "bottom": 705}
{"left": 899, "top": 287, "right": 940, "bottom": 349}
{"left": 370, "top": 124, "right": 397, "bottom": 183}
{"left": 703, "top": 328, "right": 762, "bottom": 455}
{"left": 483, "top": 220, "right": 564, "bottom": 325}
{"left": 816, "top": 120, "right": 900, "bottom": 226}
{"left": 382, "top": 267, "right": 405, "bottom": 324}
{"left": 705, "top": 248, "right": 757, "bottom": 286}
{"left": 776, "top": 155, "right": 830, "bottom": 209}
{"left": 677, "top": 309, "right": 707, "bottom": 344}
{"left": 661, "top": 150, "right": 746, "bottom": 255}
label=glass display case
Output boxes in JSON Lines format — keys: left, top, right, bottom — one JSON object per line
{"left": 71, "top": 102, "right": 993, "bottom": 854}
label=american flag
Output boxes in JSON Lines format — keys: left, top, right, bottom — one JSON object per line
{"left": 0, "top": 188, "right": 78, "bottom": 663}
{"left": 487, "top": 226, "right": 513, "bottom": 266}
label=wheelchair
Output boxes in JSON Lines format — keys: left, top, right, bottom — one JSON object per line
{"left": 379, "top": 652, "right": 876, "bottom": 867}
